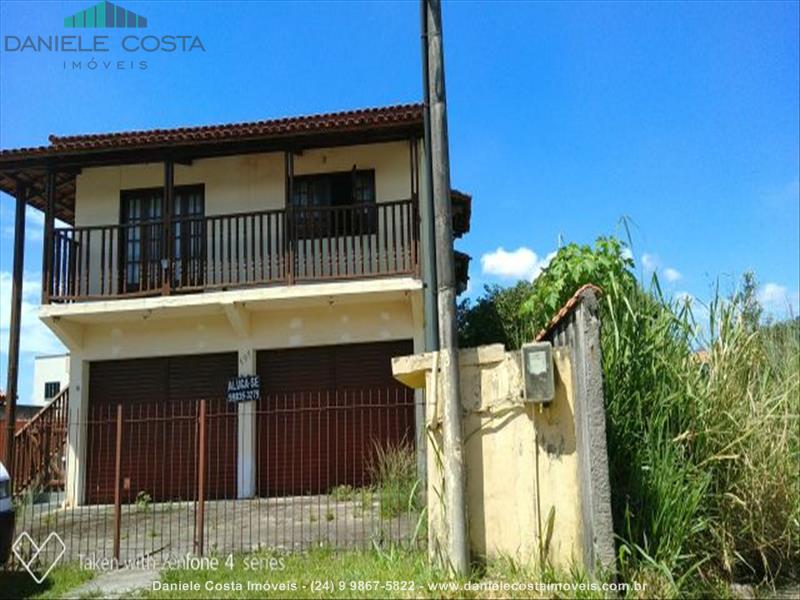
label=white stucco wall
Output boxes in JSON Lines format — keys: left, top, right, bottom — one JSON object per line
{"left": 31, "top": 354, "right": 70, "bottom": 406}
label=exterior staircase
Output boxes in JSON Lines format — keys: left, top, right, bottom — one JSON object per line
{"left": 8, "top": 387, "right": 69, "bottom": 497}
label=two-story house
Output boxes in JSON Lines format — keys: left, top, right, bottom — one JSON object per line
{"left": 0, "top": 104, "right": 470, "bottom": 506}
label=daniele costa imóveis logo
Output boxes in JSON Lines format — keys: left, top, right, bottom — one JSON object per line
{"left": 2, "top": 1, "right": 206, "bottom": 72}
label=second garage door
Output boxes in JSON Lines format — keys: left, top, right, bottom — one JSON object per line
{"left": 256, "top": 340, "right": 414, "bottom": 497}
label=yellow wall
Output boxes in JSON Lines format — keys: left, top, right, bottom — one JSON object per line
{"left": 74, "top": 141, "right": 414, "bottom": 226}
{"left": 63, "top": 290, "right": 423, "bottom": 506}
{"left": 70, "top": 142, "right": 418, "bottom": 297}
{"left": 409, "top": 347, "right": 582, "bottom": 570}
{"left": 77, "top": 297, "right": 416, "bottom": 362}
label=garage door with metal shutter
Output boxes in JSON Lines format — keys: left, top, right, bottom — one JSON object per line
{"left": 86, "top": 352, "right": 237, "bottom": 504}
{"left": 256, "top": 340, "right": 414, "bottom": 497}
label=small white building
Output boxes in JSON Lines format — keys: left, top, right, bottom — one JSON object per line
{"left": 32, "top": 354, "right": 70, "bottom": 406}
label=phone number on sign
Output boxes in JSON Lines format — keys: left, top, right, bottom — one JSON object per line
{"left": 310, "top": 580, "right": 417, "bottom": 593}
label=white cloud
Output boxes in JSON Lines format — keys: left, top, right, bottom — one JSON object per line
{"left": 621, "top": 247, "right": 633, "bottom": 261}
{"left": 0, "top": 271, "right": 65, "bottom": 360}
{"left": 641, "top": 252, "right": 681, "bottom": 283}
{"left": 0, "top": 205, "right": 44, "bottom": 243}
{"left": 480, "top": 247, "right": 556, "bottom": 281}
{"left": 757, "top": 283, "right": 799, "bottom": 316}
{"left": 674, "top": 290, "right": 710, "bottom": 323}
{"left": 641, "top": 253, "right": 659, "bottom": 272}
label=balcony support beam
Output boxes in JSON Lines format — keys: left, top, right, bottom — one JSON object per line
{"left": 223, "top": 301, "right": 251, "bottom": 339}
{"left": 44, "top": 316, "right": 84, "bottom": 349}
{"left": 42, "top": 169, "right": 56, "bottom": 304}
{"left": 284, "top": 151, "right": 295, "bottom": 285}
{"left": 162, "top": 159, "right": 174, "bottom": 295}
{"left": 3, "top": 181, "right": 27, "bottom": 475}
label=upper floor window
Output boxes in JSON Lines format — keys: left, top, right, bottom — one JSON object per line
{"left": 291, "top": 170, "right": 376, "bottom": 236}
{"left": 44, "top": 381, "right": 60, "bottom": 400}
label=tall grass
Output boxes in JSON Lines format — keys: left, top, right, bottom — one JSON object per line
{"left": 368, "top": 440, "right": 421, "bottom": 518}
{"left": 601, "top": 276, "right": 799, "bottom": 594}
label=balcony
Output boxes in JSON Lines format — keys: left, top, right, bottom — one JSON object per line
{"left": 44, "top": 199, "right": 419, "bottom": 303}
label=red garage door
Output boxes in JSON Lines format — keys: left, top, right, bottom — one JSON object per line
{"left": 256, "top": 340, "right": 414, "bottom": 497}
{"left": 85, "top": 352, "right": 238, "bottom": 504}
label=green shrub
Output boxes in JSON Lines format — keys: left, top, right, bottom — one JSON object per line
{"left": 330, "top": 484, "right": 355, "bottom": 501}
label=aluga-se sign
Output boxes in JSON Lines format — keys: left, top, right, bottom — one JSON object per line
{"left": 227, "top": 376, "right": 261, "bottom": 403}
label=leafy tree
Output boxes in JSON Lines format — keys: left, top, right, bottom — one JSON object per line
{"left": 518, "top": 237, "right": 636, "bottom": 336}
{"left": 457, "top": 281, "right": 535, "bottom": 349}
{"left": 457, "top": 237, "right": 635, "bottom": 350}
{"left": 736, "top": 270, "right": 762, "bottom": 331}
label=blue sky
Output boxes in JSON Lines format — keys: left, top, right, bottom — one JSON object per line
{"left": 1, "top": 0, "right": 798, "bottom": 406}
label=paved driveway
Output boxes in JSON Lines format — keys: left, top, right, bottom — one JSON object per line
{"left": 14, "top": 494, "right": 421, "bottom": 566}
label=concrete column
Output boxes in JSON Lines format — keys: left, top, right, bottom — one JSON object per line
{"left": 65, "top": 354, "right": 89, "bottom": 507}
{"left": 237, "top": 346, "right": 257, "bottom": 498}
{"left": 410, "top": 292, "right": 427, "bottom": 487}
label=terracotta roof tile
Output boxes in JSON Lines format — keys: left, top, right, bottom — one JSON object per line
{"left": 535, "top": 284, "right": 603, "bottom": 342}
{"left": 47, "top": 103, "right": 422, "bottom": 151}
{"left": 0, "top": 103, "right": 423, "bottom": 159}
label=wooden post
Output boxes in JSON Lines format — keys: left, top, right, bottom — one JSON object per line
{"left": 284, "top": 152, "right": 295, "bottom": 285}
{"left": 424, "top": 0, "right": 469, "bottom": 575}
{"left": 3, "top": 182, "right": 27, "bottom": 480}
{"left": 41, "top": 169, "right": 56, "bottom": 305}
{"left": 113, "top": 403, "right": 123, "bottom": 562}
{"left": 419, "top": 2, "right": 439, "bottom": 351}
{"left": 163, "top": 159, "right": 174, "bottom": 295}
{"left": 195, "top": 398, "right": 207, "bottom": 556}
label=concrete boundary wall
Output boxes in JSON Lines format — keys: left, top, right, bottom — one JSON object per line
{"left": 537, "top": 286, "right": 615, "bottom": 573}
{"left": 393, "top": 285, "right": 615, "bottom": 574}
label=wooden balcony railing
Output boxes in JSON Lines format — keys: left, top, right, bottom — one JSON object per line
{"left": 11, "top": 387, "right": 69, "bottom": 497}
{"left": 45, "top": 199, "right": 418, "bottom": 303}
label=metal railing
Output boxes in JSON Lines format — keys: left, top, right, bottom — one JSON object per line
{"left": 10, "top": 387, "right": 422, "bottom": 569}
{"left": 45, "top": 200, "right": 419, "bottom": 303}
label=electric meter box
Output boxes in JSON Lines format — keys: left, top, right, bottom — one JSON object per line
{"left": 520, "top": 342, "right": 555, "bottom": 403}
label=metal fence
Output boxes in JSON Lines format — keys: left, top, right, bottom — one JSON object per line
{"left": 10, "top": 387, "right": 423, "bottom": 570}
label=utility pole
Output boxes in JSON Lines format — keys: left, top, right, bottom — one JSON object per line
{"left": 422, "top": 0, "right": 469, "bottom": 576}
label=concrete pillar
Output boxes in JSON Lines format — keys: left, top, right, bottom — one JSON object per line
{"left": 65, "top": 354, "right": 89, "bottom": 507}
{"left": 410, "top": 292, "right": 427, "bottom": 487}
{"left": 237, "top": 346, "right": 257, "bottom": 498}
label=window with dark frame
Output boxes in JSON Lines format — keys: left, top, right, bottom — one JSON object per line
{"left": 291, "top": 169, "right": 376, "bottom": 237}
{"left": 120, "top": 185, "right": 205, "bottom": 291}
{"left": 44, "top": 381, "right": 60, "bottom": 400}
